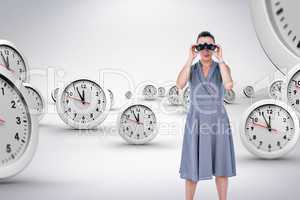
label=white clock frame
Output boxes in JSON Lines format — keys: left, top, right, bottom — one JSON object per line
{"left": 239, "top": 98, "right": 299, "bottom": 159}
{"left": 250, "top": 0, "right": 300, "bottom": 72}
{"left": 117, "top": 103, "right": 158, "bottom": 144}
{"left": 0, "top": 40, "right": 29, "bottom": 82}
{"left": 0, "top": 68, "right": 38, "bottom": 179}
{"left": 23, "top": 83, "right": 45, "bottom": 121}
{"left": 55, "top": 79, "right": 111, "bottom": 130}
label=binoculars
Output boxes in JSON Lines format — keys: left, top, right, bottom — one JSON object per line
{"left": 194, "top": 43, "right": 218, "bottom": 52}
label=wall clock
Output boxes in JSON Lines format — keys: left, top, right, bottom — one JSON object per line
{"left": 269, "top": 79, "right": 284, "bottom": 100}
{"left": 23, "top": 83, "right": 45, "bottom": 121}
{"left": 157, "top": 86, "right": 166, "bottom": 97}
{"left": 142, "top": 84, "right": 157, "bottom": 100}
{"left": 182, "top": 86, "right": 190, "bottom": 111}
{"left": 117, "top": 104, "right": 158, "bottom": 144}
{"left": 243, "top": 85, "right": 255, "bottom": 98}
{"left": 0, "top": 40, "right": 28, "bottom": 82}
{"left": 251, "top": 0, "right": 300, "bottom": 73}
{"left": 125, "top": 91, "right": 133, "bottom": 100}
{"left": 0, "top": 68, "right": 38, "bottom": 179}
{"left": 167, "top": 85, "right": 181, "bottom": 105}
{"left": 240, "top": 99, "right": 299, "bottom": 159}
{"left": 55, "top": 79, "right": 111, "bottom": 129}
{"left": 283, "top": 65, "right": 300, "bottom": 115}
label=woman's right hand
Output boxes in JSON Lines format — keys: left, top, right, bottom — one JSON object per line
{"left": 188, "top": 44, "right": 198, "bottom": 61}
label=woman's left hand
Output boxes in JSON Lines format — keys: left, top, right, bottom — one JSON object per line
{"left": 214, "top": 44, "right": 223, "bottom": 62}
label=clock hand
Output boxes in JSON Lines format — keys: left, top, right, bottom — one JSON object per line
{"left": 66, "top": 96, "right": 90, "bottom": 104}
{"left": 251, "top": 122, "right": 278, "bottom": 132}
{"left": 262, "top": 112, "right": 271, "bottom": 129}
{"left": 76, "top": 87, "right": 84, "bottom": 101}
{"left": 82, "top": 90, "right": 85, "bottom": 105}
{"left": 127, "top": 118, "right": 143, "bottom": 125}
{"left": 0, "top": 116, "right": 5, "bottom": 124}
{"left": 137, "top": 113, "right": 140, "bottom": 123}
{"left": 132, "top": 110, "right": 139, "bottom": 123}
{"left": 0, "top": 52, "right": 7, "bottom": 67}
{"left": 5, "top": 56, "right": 10, "bottom": 70}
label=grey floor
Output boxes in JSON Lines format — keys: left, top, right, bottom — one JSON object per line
{"left": 1, "top": 89, "right": 300, "bottom": 200}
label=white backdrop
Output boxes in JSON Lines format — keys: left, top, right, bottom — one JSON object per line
{"left": 0, "top": 0, "right": 280, "bottom": 105}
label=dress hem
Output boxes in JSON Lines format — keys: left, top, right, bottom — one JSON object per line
{"left": 179, "top": 172, "right": 236, "bottom": 182}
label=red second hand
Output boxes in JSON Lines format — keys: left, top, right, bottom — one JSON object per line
{"left": 0, "top": 64, "right": 15, "bottom": 73}
{"left": 127, "top": 118, "right": 143, "bottom": 125}
{"left": 0, "top": 117, "right": 5, "bottom": 124}
{"left": 66, "top": 96, "right": 90, "bottom": 104}
{"left": 251, "top": 122, "right": 278, "bottom": 132}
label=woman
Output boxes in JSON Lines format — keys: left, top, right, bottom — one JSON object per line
{"left": 176, "top": 31, "right": 236, "bottom": 200}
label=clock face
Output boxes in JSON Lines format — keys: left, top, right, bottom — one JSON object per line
{"left": 125, "top": 91, "right": 133, "bottom": 99}
{"left": 269, "top": 79, "right": 284, "bottom": 100}
{"left": 0, "top": 74, "right": 31, "bottom": 166}
{"left": 168, "top": 86, "right": 181, "bottom": 105}
{"left": 251, "top": 0, "right": 300, "bottom": 71}
{"left": 243, "top": 85, "right": 255, "bottom": 98}
{"left": 56, "top": 79, "right": 110, "bottom": 129}
{"left": 118, "top": 104, "right": 157, "bottom": 144}
{"left": 267, "top": 1, "right": 300, "bottom": 57}
{"left": 157, "top": 87, "right": 166, "bottom": 97}
{"left": 286, "top": 67, "right": 300, "bottom": 113}
{"left": 0, "top": 41, "right": 27, "bottom": 82}
{"left": 224, "top": 89, "right": 235, "bottom": 104}
{"left": 143, "top": 85, "right": 157, "bottom": 99}
{"left": 240, "top": 99, "right": 299, "bottom": 158}
{"left": 0, "top": 68, "right": 38, "bottom": 179}
{"left": 182, "top": 87, "right": 190, "bottom": 110}
{"left": 24, "top": 84, "right": 45, "bottom": 121}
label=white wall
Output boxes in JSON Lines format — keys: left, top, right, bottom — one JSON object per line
{"left": 0, "top": 0, "right": 278, "bottom": 104}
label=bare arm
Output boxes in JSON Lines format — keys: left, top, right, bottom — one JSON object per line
{"left": 214, "top": 44, "right": 233, "bottom": 90}
{"left": 219, "top": 62, "right": 233, "bottom": 90}
{"left": 176, "top": 45, "right": 197, "bottom": 90}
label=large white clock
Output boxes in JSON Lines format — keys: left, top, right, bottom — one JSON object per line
{"left": 0, "top": 40, "right": 28, "bottom": 82}
{"left": 240, "top": 99, "right": 299, "bottom": 159}
{"left": 251, "top": 0, "right": 300, "bottom": 72}
{"left": 0, "top": 68, "right": 38, "bottom": 179}
{"left": 55, "top": 79, "right": 111, "bottom": 129}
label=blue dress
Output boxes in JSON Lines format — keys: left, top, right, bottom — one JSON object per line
{"left": 179, "top": 60, "right": 236, "bottom": 181}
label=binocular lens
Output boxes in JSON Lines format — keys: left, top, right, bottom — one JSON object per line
{"left": 195, "top": 43, "right": 217, "bottom": 51}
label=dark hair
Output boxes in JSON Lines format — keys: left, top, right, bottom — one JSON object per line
{"left": 196, "top": 31, "right": 215, "bottom": 42}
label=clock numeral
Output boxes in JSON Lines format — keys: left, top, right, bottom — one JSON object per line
{"left": 11, "top": 100, "right": 16, "bottom": 109}
{"left": 1, "top": 87, "right": 4, "bottom": 95}
{"left": 6, "top": 144, "right": 11, "bottom": 153}
{"left": 15, "top": 132, "right": 20, "bottom": 141}
{"left": 16, "top": 116, "right": 21, "bottom": 125}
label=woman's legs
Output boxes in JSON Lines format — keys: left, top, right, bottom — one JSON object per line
{"left": 185, "top": 179, "right": 198, "bottom": 200}
{"left": 215, "top": 176, "right": 228, "bottom": 200}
